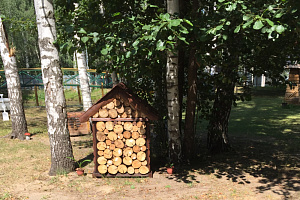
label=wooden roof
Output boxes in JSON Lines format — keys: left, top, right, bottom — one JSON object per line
{"left": 79, "top": 82, "right": 159, "bottom": 122}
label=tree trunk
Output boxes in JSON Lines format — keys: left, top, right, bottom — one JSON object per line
{"left": 166, "top": 0, "right": 181, "bottom": 164}
{"left": 207, "top": 84, "right": 234, "bottom": 153}
{"left": 34, "top": 0, "right": 75, "bottom": 175}
{"left": 0, "top": 16, "right": 28, "bottom": 140}
{"left": 183, "top": 46, "right": 197, "bottom": 161}
{"left": 76, "top": 50, "right": 92, "bottom": 111}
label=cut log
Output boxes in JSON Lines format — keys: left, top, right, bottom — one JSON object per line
{"left": 123, "top": 147, "right": 133, "bottom": 157}
{"left": 97, "top": 142, "right": 106, "bottom": 150}
{"left": 123, "top": 131, "right": 131, "bottom": 139}
{"left": 114, "top": 139, "right": 124, "bottom": 148}
{"left": 116, "top": 105, "right": 124, "bottom": 114}
{"left": 106, "top": 101, "right": 115, "bottom": 110}
{"left": 136, "top": 121, "right": 143, "bottom": 128}
{"left": 109, "top": 144, "right": 116, "bottom": 150}
{"left": 93, "top": 112, "right": 99, "bottom": 118}
{"left": 139, "top": 166, "right": 149, "bottom": 174}
{"left": 113, "top": 156, "right": 122, "bottom": 166}
{"left": 103, "top": 149, "right": 112, "bottom": 159}
{"left": 123, "top": 156, "right": 133, "bottom": 165}
{"left": 135, "top": 168, "right": 140, "bottom": 174}
{"left": 131, "top": 110, "right": 140, "bottom": 118}
{"left": 133, "top": 145, "right": 141, "bottom": 153}
{"left": 127, "top": 166, "right": 135, "bottom": 174}
{"left": 137, "top": 151, "right": 146, "bottom": 161}
{"left": 114, "top": 99, "right": 121, "bottom": 107}
{"left": 113, "top": 124, "right": 123, "bottom": 134}
{"left": 121, "top": 112, "right": 127, "bottom": 118}
{"left": 113, "top": 148, "right": 122, "bottom": 157}
{"left": 136, "top": 138, "right": 146, "bottom": 146}
{"left": 132, "top": 160, "right": 141, "bottom": 168}
{"left": 140, "top": 145, "right": 147, "bottom": 152}
{"left": 108, "top": 132, "right": 117, "bottom": 141}
{"left": 107, "top": 160, "right": 113, "bottom": 166}
{"left": 126, "top": 138, "right": 135, "bottom": 147}
{"left": 97, "top": 156, "right": 107, "bottom": 165}
{"left": 108, "top": 165, "right": 118, "bottom": 174}
{"left": 141, "top": 160, "right": 147, "bottom": 166}
{"left": 124, "top": 122, "right": 133, "bottom": 131}
{"left": 124, "top": 106, "right": 132, "bottom": 115}
{"left": 132, "top": 125, "right": 139, "bottom": 132}
{"left": 98, "top": 150, "right": 104, "bottom": 156}
{"left": 118, "top": 164, "right": 127, "bottom": 173}
{"left": 99, "top": 109, "right": 109, "bottom": 118}
{"left": 96, "top": 132, "right": 106, "bottom": 142}
{"left": 105, "top": 139, "right": 112, "bottom": 146}
{"left": 106, "top": 121, "right": 114, "bottom": 130}
{"left": 138, "top": 127, "right": 146, "bottom": 135}
{"left": 131, "top": 131, "right": 140, "bottom": 139}
{"left": 96, "top": 121, "right": 106, "bottom": 131}
{"left": 122, "top": 98, "right": 130, "bottom": 107}
{"left": 118, "top": 133, "right": 124, "bottom": 139}
{"left": 98, "top": 164, "right": 107, "bottom": 174}
{"left": 108, "top": 109, "right": 118, "bottom": 118}
{"left": 104, "top": 129, "right": 109, "bottom": 134}
{"left": 131, "top": 153, "right": 137, "bottom": 160}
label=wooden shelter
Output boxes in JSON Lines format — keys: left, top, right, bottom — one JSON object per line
{"left": 285, "top": 64, "right": 300, "bottom": 104}
{"left": 79, "top": 83, "right": 158, "bottom": 177}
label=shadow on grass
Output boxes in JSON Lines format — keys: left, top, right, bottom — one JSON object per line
{"left": 154, "top": 94, "right": 300, "bottom": 199}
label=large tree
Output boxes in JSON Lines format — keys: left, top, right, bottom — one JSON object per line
{"left": 0, "top": 16, "right": 28, "bottom": 140}
{"left": 34, "top": 0, "right": 75, "bottom": 175}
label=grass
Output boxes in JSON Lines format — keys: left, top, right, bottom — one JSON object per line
{"left": 0, "top": 86, "right": 299, "bottom": 199}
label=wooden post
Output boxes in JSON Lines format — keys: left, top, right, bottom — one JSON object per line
{"left": 77, "top": 85, "right": 82, "bottom": 105}
{"left": 34, "top": 86, "right": 39, "bottom": 106}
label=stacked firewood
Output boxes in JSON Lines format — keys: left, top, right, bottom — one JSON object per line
{"left": 94, "top": 98, "right": 149, "bottom": 175}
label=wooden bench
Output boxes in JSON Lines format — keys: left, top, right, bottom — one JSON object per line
{"left": 0, "top": 94, "right": 10, "bottom": 112}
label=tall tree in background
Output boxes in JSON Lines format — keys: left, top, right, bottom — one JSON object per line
{"left": 0, "top": 16, "right": 28, "bottom": 140}
{"left": 166, "top": 0, "right": 182, "bottom": 164}
{"left": 34, "top": 0, "right": 75, "bottom": 175}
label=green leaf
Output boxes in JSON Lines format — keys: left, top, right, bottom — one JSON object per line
{"left": 218, "top": 0, "right": 225, "bottom": 2}
{"left": 168, "top": 35, "right": 173, "bottom": 40}
{"left": 215, "top": 25, "right": 223, "bottom": 30}
{"left": 112, "top": 12, "right": 120, "bottom": 17}
{"left": 275, "top": 12, "right": 283, "bottom": 18}
{"left": 234, "top": 25, "right": 241, "bottom": 33}
{"left": 169, "top": 19, "right": 181, "bottom": 27}
{"left": 265, "top": 19, "right": 274, "bottom": 26}
{"left": 183, "top": 19, "right": 193, "bottom": 26}
{"left": 93, "top": 37, "right": 99, "bottom": 43}
{"left": 242, "top": 19, "right": 253, "bottom": 29}
{"left": 243, "top": 15, "right": 250, "bottom": 21}
{"left": 101, "top": 49, "right": 108, "bottom": 55}
{"left": 78, "top": 28, "right": 86, "bottom": 34}
{"left": 156, "top": 40, "right": 165, "bottom": 51}
{"left": 142, "top": 25, "right": 151, "bottom": 30}
{"left": 81, "top": 37, "right": 89, "bottom": 43}
{"left": 253, "top": 21, "right": 264, "bottom": 30}
{"left": 275, "top": 25, "right": 285, "bottom": 33}
{"left": 126, "top": 51, "right": 131, "bottom": 58}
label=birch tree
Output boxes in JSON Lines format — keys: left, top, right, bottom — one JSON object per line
{"left": 166, "top": 0, "right": 181, "bottom": 163}
{"left": 76, "top": 50, "right": 92, "bottom": 111}
{"left": 0, "top": 16, "right": 28, "bottom": 140}
{"left": 34, "top": 0, "right": 75, "bottom": 175}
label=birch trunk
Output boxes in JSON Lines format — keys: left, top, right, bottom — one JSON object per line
{"left": 76, "top": 50, "right": 92, "bottom": 111}
{"left": 0, "top": 17, "right": 28, "bottom": 140}
{"left": 166, "top": 0, "right": 181, "bottom": 163}
{"left": 34, "top": 0, "right": 75, "bottom": 175}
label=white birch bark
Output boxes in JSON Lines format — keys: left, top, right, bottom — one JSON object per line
{"left": 34, "top": 0, "right": 75, "bottom": 175}
{"left": 76, "top": 50, "right": 92, "bottom": 111}
{"left": 74, "top": 3, "right": 92, "bottom": 111}
{"left": 166, "top": 0, "right": 181, "bottom": 163}
{"left": 0, "top": 16, "right": 28, "bottom": 140}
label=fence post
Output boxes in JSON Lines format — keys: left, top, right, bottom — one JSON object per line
{"left": 77, "top": 85, "right": 82, "bottom": 105}
{"left": 34, "top": 86, "right": 39, "bottom": 106}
